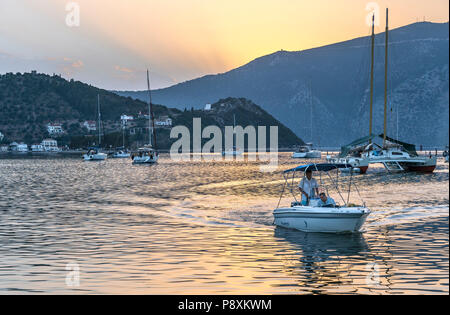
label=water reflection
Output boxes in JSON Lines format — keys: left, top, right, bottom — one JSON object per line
{"left": 0, "top": 154, "right": 447, "bottom": 294}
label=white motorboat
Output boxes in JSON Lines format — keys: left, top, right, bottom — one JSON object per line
{"left": 292, "top": 143, "right": 321, "bottom": 159}
{"left": 132, "top": 146, "right": 158, "bottom": 164}
{"left": 273, "top": 163, "right": 371, "bottom": 233}
{"left": 83, "top": 148, "right": 108, "bottom": 161}
{"left": 113, "top": 150, "right": 131, "bottom": 158}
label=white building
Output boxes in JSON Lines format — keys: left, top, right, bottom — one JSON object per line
{"left": 17, "top": 143, "right": 29, "bottom": 152}
{"left": 9, "top": 142, "right": 19, "bottom": 151}
{"left": 31, "top": 144, "right": 44, "bottom": 152}
{"left": 83, "top": 121, "right": 97, "bottom": 132}
{"left": 0, "top": 131, "right": 4, "bottom": 142}
{"left": 204, "top": 104, "right": 212, "bottom": 111}
{"left": 121, "top": 115, "right": 134, "bottom": 126}
{"left": 155, "top": 116, "right": 173, "bottom": 127}
{"left": 0, "top": 145, "right": 8, "bottom": 152}
{"left": 41, "top": 139, "right": 60, "bottom": 152}
{"left": 47, "top": 123, "right": 64, "bottom": 135}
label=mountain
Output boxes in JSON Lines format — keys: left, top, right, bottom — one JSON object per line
{"left": 0, "top": 72, "right": 302, "bottom": 149}
{"left": 115, "top": 22, "right": 449, "bottom": 147}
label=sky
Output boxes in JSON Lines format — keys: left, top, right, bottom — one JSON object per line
{"left": 0, "top": 0, "right": 448, "bottom": 90}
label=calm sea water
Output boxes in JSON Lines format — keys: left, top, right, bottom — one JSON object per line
{"left": 0, "top": 153, "right": 448, "bottom": 294}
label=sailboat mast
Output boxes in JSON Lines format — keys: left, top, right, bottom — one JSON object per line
{"left": 310, "top": 80, "right": 313, "bottom": 144}
{"left": 122, "top": 123, "right": 125, "bottom": 148}
{"left": 383, "top": 8, "right": 389, "bottom": 146}
{"left": 369, "top": 14, "right": 375, "bottom": 140}
{"left": 147, "top": 70, "right": 157, "bottom": 151}
{"left": 97, "top": 94, "right": 101, "bottom": 146}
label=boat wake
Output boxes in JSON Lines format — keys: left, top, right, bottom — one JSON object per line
{"left": 366, "top": 205, "right": 449, "bottom": 228}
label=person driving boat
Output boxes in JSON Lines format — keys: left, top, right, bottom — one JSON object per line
{"left": 298, "top": 169, "right": 319, "bottom": 205}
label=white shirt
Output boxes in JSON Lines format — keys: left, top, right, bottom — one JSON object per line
{"left": 298, "top": 177, "right": 319, "bottom": 199}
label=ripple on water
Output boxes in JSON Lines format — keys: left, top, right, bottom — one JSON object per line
{"left": 0, "top": 155, "right": 448, "bottom": 294}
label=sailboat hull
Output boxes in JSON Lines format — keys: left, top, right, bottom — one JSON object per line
{"left": 402, "top": 156, "right": 437, "bottom": 173}
{"left": 132, "top": 155, "right": 158, "bottom": 164}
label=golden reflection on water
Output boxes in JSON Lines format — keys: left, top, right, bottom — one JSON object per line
{"left": 0, "top": 153, "right": 448, "bottom": 294}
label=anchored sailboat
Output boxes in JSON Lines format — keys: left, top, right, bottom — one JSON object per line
{"left": 83, "top": 94, "right": 108, "bottom": 161}
{"left": 113, "top": 120, "right": 130, "bottom": 158}
{"left": 222, "top": 114, "right": 243, "bottom": 156}
{"left": 132, "top": 70, "right": 158, "bottom": 164}
{"left": 333, "top": 9, "right": 436, "bottom": 173}
{"left": 292, "top": 81, "right": 321, "bottom": 159}
{"left": 361, "top": 9, "right": 437, "bottom": 173}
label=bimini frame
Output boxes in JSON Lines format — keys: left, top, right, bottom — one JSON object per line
{"left": 276, "top": 163, "right": 366, "bottom": 209}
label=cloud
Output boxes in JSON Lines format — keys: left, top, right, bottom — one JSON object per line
{"left": 114, "top": 65, "right": 134, "bottom": 73}
{"left": 71, "top": 60, "right": 84, "bottom": 68}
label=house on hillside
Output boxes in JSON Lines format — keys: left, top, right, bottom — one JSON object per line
{"left": 155, "top": 116, "right": 172, "bottom": 127}
{"left": 82, "top": 121, "right": 97, "bottom": 132}
{"left": 121, "top": 115, "right": 134, "bottom": 126}
{"left": 47, "top": 123, "right": 64, "bottom": 135}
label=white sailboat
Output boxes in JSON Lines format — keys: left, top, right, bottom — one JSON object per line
{"left": 222, "top": 114, "right": 243, "bottom": 156}
{"left": 83, "top": 95, "right": 108, "bottom": 161}
{"left": 113, "top": 122, "right": 130, "bottom": 158}
{"left": 362, "top": 9, "right": 436, "bottom": 173}
{"left": 132, "top": 70, "right": 158, "bottom": 164}
{"left": 292, "top": 82, "right": 321, "bottom": 159}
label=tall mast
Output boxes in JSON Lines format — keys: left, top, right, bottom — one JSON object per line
{"left": 122, "top": 122, "right": 125, "bottom": 148}
{"left": 383, "top": 8, "right": 389, "bottom": 146}
{"left": 369, "top": 14, "right": 375, "bottom": 141}
{"left": 97, "top": 94, "right": 101, "bottom": 146}
{"left": 310, "top": 80, "right": 313, "bottom": 144}
{"left": 147, "top": 70, "right": 157, "bottom": 151}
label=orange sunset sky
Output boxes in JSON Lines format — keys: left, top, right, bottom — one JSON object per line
{"left": 0, "top": 0, "right": 448, "bottom": 90}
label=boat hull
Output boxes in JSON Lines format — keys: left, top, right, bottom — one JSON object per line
{"left": 222, "top": 151, "right": 243, "bottom": 156}
{"left": 113, "top": 153, "right": 131, "bottom": 158}
{"left": 273, "top": 207, "right": 370, "bottom": 233}
{"left": 403, "top": 164, "right": 436, "bottom": 173}
{"left": 292, "top": 151, "right": 321, "bottom": 159}
{"left": 327, "top": 157, "right": 369, "bottom": 174}
{"left": 83, "top": 153, "right": 107, "bottom": 161}
{"left": 292, "top": 152, "right": 307, "bottom": 158}
{"left": 132, "top": 156, "right": 158, "bottom": 164}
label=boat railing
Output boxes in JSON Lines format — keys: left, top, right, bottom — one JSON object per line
{"left": 277, "top": 163, "right": 366, "bottom": 210}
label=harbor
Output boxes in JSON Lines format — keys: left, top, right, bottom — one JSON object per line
{"left": 0, "top": 153, "right": 448, "bottom": 294}
{"left": 0, "top": 0, "right": 448, "bottom": 299}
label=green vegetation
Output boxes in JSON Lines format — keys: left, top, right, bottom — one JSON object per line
{"left": 0, "top": 72, "right": 303, "bottom": 149}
